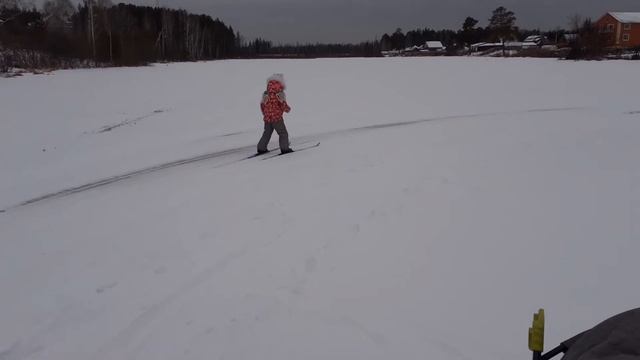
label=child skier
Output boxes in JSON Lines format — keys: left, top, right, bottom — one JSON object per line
{"left": 257, "top": 74, "right": 293, "bottom": 155}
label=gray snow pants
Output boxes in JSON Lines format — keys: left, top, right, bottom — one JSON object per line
{"left": 257, "top": 120, "right": 290, "bottom": 152}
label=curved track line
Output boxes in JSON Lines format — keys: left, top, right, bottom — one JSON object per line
{"left": 2, "top": 106, "right": 584, "bottom": 212}
{"left": 6, "top": 145, "right": 253, "bottom": 211}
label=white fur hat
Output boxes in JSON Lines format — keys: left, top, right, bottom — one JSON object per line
{"left": 267, "top": 73, "right": 286, "bottom": 88}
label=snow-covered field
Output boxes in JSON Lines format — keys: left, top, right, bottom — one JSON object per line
{"left": 1, "top": 57, "right": 639, "bottom": 360}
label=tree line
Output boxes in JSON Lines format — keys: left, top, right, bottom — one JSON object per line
{"left": 1, "top": 1, "right": 628, "bottom": 71}
{"left": 381, "top": 7, "right": 553, "bottom": 52}
{"left": 236, "top": 6, "right": 571, "bottom": 58}
{"left": 236, "top": 38, "right": 381, "bottom": 58}
{"left": 1, "top": 0, "right": 236, "bottom": 70}
{"left": 379, "top": 6, "right": 628, "bottom": 59}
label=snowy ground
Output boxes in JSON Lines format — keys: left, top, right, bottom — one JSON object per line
{"left": 1, "top": 57, "right": 639, "bottom": 360}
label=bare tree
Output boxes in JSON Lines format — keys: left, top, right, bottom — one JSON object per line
{"left": 82, "top": 0, "right": 96, "bottom": 59}
{"left": 42, "top": 0, "right": 74, "bottom": 30}
{"left": 0, "top": 12, "right": 19, "bottom": 25}
{"left": 0, "top": 0, "right": 37, "bottom": 10}
{"left": 96, "top": 0, "right": 112, "bottom": 62}
{"left": 568, "top": 14, "right": 583, "bottom": 33}
{"left": 0, "top": 0, "right": 22, "bottom": 9}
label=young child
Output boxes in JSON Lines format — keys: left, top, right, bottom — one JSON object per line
{"left": 257, "top": 73, "right": 293, "bottom": 155}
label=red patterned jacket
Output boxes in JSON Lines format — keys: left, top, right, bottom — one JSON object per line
{"left": 261, "top": 80, "right": 291, "bottom": 123}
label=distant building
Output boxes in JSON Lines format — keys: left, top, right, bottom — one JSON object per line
{"left": 595, "top": 12, "right": 640, "bottom": 48}
{"left": 470, "top": 42, "right": 524, "bottom": 52}
{"left": 470, "top": 42, "right": 502, "bottom": 52}
{"left": 404, "top": 45, "right": 422, "bottom": 52}
{"left": 523, "top": 35, "right": 549, "bottom": 46}
{"left": 421, "top": 41, "right": 445, "bottom": 52}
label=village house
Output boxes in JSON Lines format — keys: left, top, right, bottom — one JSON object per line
{"left": 382, "top": 41, "right": 446, "bottom": 57}
{"left": 595, "top": 12, "right": 640, "bottom": 48}
{"left": 421, "top": 41, "right": 446, "bottom": 53}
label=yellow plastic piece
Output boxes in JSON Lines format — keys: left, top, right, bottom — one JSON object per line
{"left": 528, "top": 309, "right": 545, "bottom": 352}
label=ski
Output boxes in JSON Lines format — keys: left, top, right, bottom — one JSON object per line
{"left": 261, "top": 142, "right": 320, "bottom": 160}
{"left": 243, "top": 148, "right": 278, "bottom": 160}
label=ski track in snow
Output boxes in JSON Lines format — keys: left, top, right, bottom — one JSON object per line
{"left": 0, "top": 106, "right": 584, "bottom": 212}
{"left": 339, "top": 316, "right": 387, "bottom": 347}
{"left": 94, "top": 249, "right": 249, "bottom": 360}
{"left": 0, "top": 340, "right": 44, "bottom": 360}
{"left": 94, "top": 109, "right": 170, "bottom": 134}
{"left": 0, "top": 306, "right": 79, "bottom": 360}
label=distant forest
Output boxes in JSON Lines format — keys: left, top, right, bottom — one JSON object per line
{"left": 0, "top": 1, "right": 616, "bottom": 71}
{"left": 236, "top": 7, "right": 564, "bottom": 58}
{"left": 0, "top": 0, "right": 236, "bottom": 69}
{"left": 237, "top": 38, "right": 382, "bottom": 58}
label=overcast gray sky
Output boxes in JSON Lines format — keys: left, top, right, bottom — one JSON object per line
{"left": 86, "top": 0, "right": 640, "bottom": 43}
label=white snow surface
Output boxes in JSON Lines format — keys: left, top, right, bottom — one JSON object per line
{"left": 1, "top": 57, "right": 640, "bottom": 360}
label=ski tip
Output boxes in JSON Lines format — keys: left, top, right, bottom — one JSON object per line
{"left": 292, "top": 142, "right": 320, "bottom": 151}
{"left": 298, "top": 142, "right": 320, "bottom": 149}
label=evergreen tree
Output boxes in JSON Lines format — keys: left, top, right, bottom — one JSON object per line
{"left": 488, "top": 6, "right": 517, "bottom": 42}
{"left": 488, "top": 6, "right": 518, "bottom": 56}
{"left": 460, "top": 17, "right": 479, "bottom": 53}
